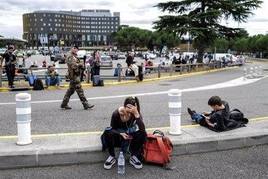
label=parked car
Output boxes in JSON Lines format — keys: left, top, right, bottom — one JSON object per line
{"left": 50, "top": 52, "right": 65, "bottom": 62}
{"left": 100, "top": 55, "right": 113, "bottom": 68}
{"left": 0, "top": 48, "right": 7, "bottom": 55}
{"left": 77, "top": 50, "right": 87, "bottom": 59}
{"left": 117, "top": 53, "right": 126, "bottom": 59}
{"left": 14, "top": 50, "right": 25, "bottom": 58}
{"left": 41, "top": 49, "right": 50, "bottom": 56}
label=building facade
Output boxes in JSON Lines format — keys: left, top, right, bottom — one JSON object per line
{"left": 23, "top": 10, "right": 120, "bottom": 47}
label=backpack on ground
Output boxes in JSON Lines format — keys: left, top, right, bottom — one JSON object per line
{"left": 93, "top": 75, "right": 104, "bottom": 87}
{"left": 143, "top": 130, "right": 173, "bottom": 166}
{"left": 33, "top": 79, "right": 44, "bottom": 90}
{"left": 230, "top": 109, "right": 248, "bottom": 124}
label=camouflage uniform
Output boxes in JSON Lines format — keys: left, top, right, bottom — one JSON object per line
{"left": 61, "top": 52, "right": 90, "bottom": 108}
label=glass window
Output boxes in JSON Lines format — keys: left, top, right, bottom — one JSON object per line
{"left": 43, "top": 23, "right": 46, "bottom": 26}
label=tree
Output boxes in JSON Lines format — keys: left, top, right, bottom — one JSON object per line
{"left": 112, "top": 27, "right": 180, "bottom": 51}
{"left": 154, "top": 0, "right": 262, "bottom": 62}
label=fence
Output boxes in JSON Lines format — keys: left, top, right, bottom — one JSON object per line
{"left": 0, "top": 62, "right": 235, "bottom": 87}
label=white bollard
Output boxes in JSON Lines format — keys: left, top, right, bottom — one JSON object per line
{"left": 16, "top": 93, "right": 32, "bottom": 145}
{"left": 253, "top": 66, "right": 259, "bottom": 78}
{"left": 168, "top": 89, "right": 182, "bottom": 135}
{"left": 248, "top": 67, "right": 254, "bottom": 79}
{"left": 243, "top": 67, "right": 248, "bottom": 80}
{"left": 258, "top": 65, "right": 264, "bottom": 77}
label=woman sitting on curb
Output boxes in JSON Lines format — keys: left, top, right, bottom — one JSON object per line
{"left": 101, "top": 96, "right": 147, "bottom": 170}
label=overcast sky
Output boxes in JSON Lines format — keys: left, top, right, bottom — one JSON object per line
{"left": 0, "top": 0, "right": 268, "bottom": 38}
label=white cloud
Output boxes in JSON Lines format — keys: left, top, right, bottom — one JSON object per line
{"left": 0, "top": 0, "right": 267, "bottom": 38}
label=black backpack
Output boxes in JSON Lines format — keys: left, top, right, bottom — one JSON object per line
{"left": 33, "top": 79, "right": 44, "bottom": 90}
{"left": 230, "top": 109, "right": 248, "bottom": 124}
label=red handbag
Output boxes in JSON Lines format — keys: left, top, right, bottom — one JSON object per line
{"left": 143, "top": 130, "right": 173, "bottom": 166}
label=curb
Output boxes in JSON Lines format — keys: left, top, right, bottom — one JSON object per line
{"left": 0, "top": 119, "right": 267, "bottom": 169}
{"left": 0, "top": 66, "right": 238, "bottom": 92}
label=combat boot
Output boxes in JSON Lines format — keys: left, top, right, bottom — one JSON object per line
{"left": 61, "top": 104, "right": 72, "bottom": 110}
{"left": 84, "top": 104, "right": 94, "bottom": 110}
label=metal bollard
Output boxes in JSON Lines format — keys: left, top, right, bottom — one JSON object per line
{"left": 118, "top": 65, "right": 122, "bottom": 82}
{"left": 86, "top": 66, "right": 91, "bottom": 83}
{"left": 168, "top": 89, "right": 182, "bottom": 135}
{"left": 158, "top": 64, "right": 161, "bottom": 78}
{"left": 16, "top": 93, "right": 32, "bottom": 145}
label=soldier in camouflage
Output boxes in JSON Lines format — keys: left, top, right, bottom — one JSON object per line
{"left": 61, "top": 46, "right": 94, "bottom": 110}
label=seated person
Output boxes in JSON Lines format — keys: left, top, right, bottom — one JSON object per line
{"left": 102, "top": 97, "right": 147, "bottom": 170}
{"left": 187, "top": 96, "right": 247, "bottom": 132}
{"left": 42, "top": 60, "right": 47, "bottom": 68}
{"left": 114, "top": 63, "right": 122, "bottom": 77}
{"left": 45, "top": 65, "right": 60, "bottom": 86}
{"left": 30, "top": 61, "right": 38, "bottom": 68}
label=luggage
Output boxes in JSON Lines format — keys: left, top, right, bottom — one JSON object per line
{"left": 143, "top": 130, "right": 173, "bottom": 166}
{"left": 93, "top": 75, "right": 104, "bottom": 86}
{"left": 33, "top": 78, "right": 44, "bottom": 90}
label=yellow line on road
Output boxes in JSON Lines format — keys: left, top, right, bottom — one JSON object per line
{"left": 0, "top": 116, "right": 267, "bottom": 140}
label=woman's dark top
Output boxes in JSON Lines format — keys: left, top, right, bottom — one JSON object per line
{"left": 110, "top": 109, "right": 146, "bottom": 135}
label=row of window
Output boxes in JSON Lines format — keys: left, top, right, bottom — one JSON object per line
{"left": 27, "top": 34, "right": 109, "bottom": 41}
{"left": 29, "top": 25, "right": 118, "bottom": 31}
{"left": 35, "top": 27, "right": 117, "bottom": 33}
{"left": 28, "top": 15, "right": 119, "bottom": 21}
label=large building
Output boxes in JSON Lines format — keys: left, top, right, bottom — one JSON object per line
{"left": 23, "top": 9, "right": 120, "bottom": 47}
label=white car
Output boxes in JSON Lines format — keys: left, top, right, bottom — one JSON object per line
{"left": 144, "top": 52, "right": 157, "bottom": 59}
{"left": 77, "top": 50, "right": 87, "bottom": 59}
{"left": 100, "top": 55, "right": 113, "bottom": 68}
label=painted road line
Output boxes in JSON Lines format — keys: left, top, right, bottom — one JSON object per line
{"left": 0, "top": 75, "right": 266, "bottom": 106}
{"left": 0, "top": 66, "right": 237, "bottom": 92}
{"left": 0, "top": 117, "right": 267, "bottom": 140}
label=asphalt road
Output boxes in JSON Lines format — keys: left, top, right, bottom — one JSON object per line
{"left": 0, "top": 62, "right": 267, "bottom": 135}
{"left": 0, "top": 145, "right": 267, "bottom": 179}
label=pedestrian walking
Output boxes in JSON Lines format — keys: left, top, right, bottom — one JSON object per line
{"left": 61, "top": 45, "right": 94, "bottom": 110}
{"left": 0, "top": 45, "right": 17, "bottom": 88}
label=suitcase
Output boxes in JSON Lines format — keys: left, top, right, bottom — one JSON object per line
{"left": 93, "top": 75, "right": 104, "bottom": 86}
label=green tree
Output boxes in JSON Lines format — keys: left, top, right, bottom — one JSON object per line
{"left": 154, "top": 0, "right": 262, "bottom": 62}
{"left": 233, "top": 37, "right": 249, "bottom": 53}
{"left": 112, "top": 27, "right": 180, "bottom": 51}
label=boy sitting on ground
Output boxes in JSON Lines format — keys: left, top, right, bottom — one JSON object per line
{"left": 187, "top": 96, "right": 248, "bottom": 132}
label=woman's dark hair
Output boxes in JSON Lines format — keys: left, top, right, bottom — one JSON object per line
{"left": 208, "top": 96, "right": 222, "bottom": 106}
{"left": 124, "top": 96, "right": 140, "bottom": 113}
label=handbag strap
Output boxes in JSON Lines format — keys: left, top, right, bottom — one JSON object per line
{"left": 156, "top": 137, "right": 169, "bottom": 164}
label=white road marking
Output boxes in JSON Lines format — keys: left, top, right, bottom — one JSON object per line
{"left": 0, "top": 76, "right": 266, "bottom": 106}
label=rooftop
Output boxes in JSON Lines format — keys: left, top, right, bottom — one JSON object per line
{"left": 31, "top": 9, "right": 120, "bottom": 17}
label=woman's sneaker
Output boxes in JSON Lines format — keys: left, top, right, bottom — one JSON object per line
{"left": 129, "top": 155, "right": 143, "bottom": 169}
{"left": 104, "top": 156, "right": 116, "bottom": 170}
